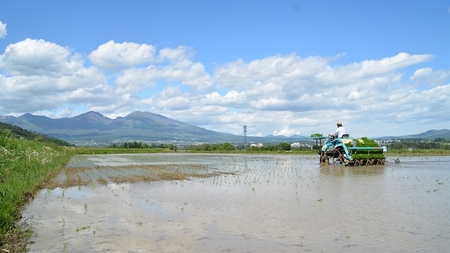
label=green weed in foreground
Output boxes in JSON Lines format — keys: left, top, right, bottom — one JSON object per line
{"left": 0, "top": 131, "right": 74, "bottom": 252}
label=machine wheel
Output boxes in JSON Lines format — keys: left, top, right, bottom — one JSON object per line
{"left": 320, "top": 153, "right": 329, "bottom": 164}
{"left": 354, "top": 160, "right": 361, "bottom": 166}
{"left": 335, "top": 147, "right": 345, "bottom": 165}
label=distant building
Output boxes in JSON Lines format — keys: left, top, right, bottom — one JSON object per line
{"left": 250, "top": 143, "right": 264, "bottom": 148}
{"left": 290, "top": 142, "right": 301, "bottom": 148}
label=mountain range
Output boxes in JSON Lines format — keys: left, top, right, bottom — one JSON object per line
{"left": 0, "top": 111, "right": 245, "bottom": 146}
{"left": 0, "top": 111, "right": 448, "bottom": 146}
{"left": 377, "top": 129, "right": 450, "bottom": 140}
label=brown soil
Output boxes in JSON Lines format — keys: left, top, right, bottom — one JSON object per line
{"left": 46, "top": 164, "right": 236, "bottom": 189}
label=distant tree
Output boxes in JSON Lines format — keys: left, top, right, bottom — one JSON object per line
{"left": 187, "top": 143, "right": 235, "bottom": 151}
{"left": 278, "top": 142, "right": 291, "bottom": 151}
{"left": 311, "top": 133, "right": 323, "bottom": 138}
{"left": 220, "top": 142, "right": 236, "bottom": 151}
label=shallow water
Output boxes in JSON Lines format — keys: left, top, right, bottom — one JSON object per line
{"left": 22, "top": 154, "right": 450, "bottom": 252}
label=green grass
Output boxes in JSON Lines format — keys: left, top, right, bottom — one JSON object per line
{"left": 0, "top": 131, "right": 74, "bottom": 252}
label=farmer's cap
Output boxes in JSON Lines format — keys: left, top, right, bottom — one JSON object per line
{"left": 336, "top": 122, "right": 342, "bottom": 126}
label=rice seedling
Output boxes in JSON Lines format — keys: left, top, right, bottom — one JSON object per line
{"left": 59, "top": 217, "right": 66, "bottom": 237}
{"left": 63, "top": 242, "right": 68, "bottom": 252}
{"left": 97, "top": 177, "right": 108, "bottom": 185}
{"left": 76, "top": 226, "right": 90, "bottom": 232}
{"left": 77, "top": 174, "right": 82, "bottom": 190}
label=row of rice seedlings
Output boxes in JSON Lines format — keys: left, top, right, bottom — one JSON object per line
{"left": 87, "top": 163, "right": 226, "bottom": 184}
{"left": 59, "top": 217, "right": 66, "bottom": 237}
{"left": 83, "top": 165, "right": 110, "bottom": 186}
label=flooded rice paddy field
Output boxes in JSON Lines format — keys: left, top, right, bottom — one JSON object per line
{"left": 22, "top": 154, "right": 450, "bottom": 252}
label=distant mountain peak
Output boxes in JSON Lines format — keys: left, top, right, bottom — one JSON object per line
{"left": 69, "top": 111, "right": 111, "bottom": 126}
{"left": 126, "top": 111, "right": 161, "bottom": 118}
{"left": 124, "top": 111, "right": 185, "bottom": 126}
{"left": 86, "top": 111, "right": 104, "bottom": 115}
{"left": 415, "top": 129, "right": 450, "bottom": 138}
{"left": 76, "top": 111, "right": 107, "bottom": 117}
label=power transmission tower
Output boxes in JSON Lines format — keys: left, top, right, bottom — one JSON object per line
{"left": 243, "top": 125, "right": 247, "bottom": 150}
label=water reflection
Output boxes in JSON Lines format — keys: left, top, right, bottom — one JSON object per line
{"left": 21, "top": 154, "right": 450, "bottom": 252}
{"left": 320, "top": 164, "right": 385, "bottom": 177}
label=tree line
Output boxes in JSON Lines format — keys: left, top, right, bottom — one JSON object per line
{"left": 187, "top": 142, "right": 308, "bottom": 152}
{"left": 385, "top": 139, "right": 450, "bottom": 150}
{"left": 107, "top": 138, "right": 449, "bottom": 152}
{"left": 109, "top": 141, "right": 177, "bottom": 150}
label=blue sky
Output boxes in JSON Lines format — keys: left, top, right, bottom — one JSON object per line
{"left": 0, "top": 0, "right": 449, "bottom": 137}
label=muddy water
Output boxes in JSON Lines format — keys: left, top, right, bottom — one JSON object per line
{"left": 22, "top": 154, "right": 450, "bottom": 252}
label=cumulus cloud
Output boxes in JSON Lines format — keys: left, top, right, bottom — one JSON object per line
{"left": 354, "top": 52, "right": 433, "bottom": 77}
{"left": 89, "top": 40, "right": 156, "bottom": 70}
{"left": 0, "top": 39, "right": 109, "bottom": 113}
{"left": 0, "top": 21, "right": 6, "bottom": 38}
{"left": 210, "top": 52, "right": 434, "bottom": 115}
{"left": 411, "top": 67, "right": 450, "bottom": 86}
{"left": 153, "top": 90, "right": 192, "bottom": 111}
{"left": 0, "top": 39, "right": 83, "bottom": 76}
{"left": 115, "top": 46, "right": 212, "bottom": 92}
{"left": 0, "top": 37, "right": 448, "bottom": 137}
{"left": 158, "top": 46, "right": 193, "bottom": 62}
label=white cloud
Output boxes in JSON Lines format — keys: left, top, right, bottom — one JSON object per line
{"left": 0, "top": 38, "right": 448, "bottom": 137}
{"left": 411, "top": 67, "right": 450, "bottom": 86}
{"left": 214, "top": 54, "right": 330, "bottom": 91}
{"left": 0, "top": 21, "right": 6, "bottom": 38}
{"left": 0, "top": 39, "right": 83, "bottom": 76}
{"left": 89, "top": 40, "right": 156, "bottom": 70}
{"left": 152, "top": 87, "right": 192, "bottom": 110}
{"left": 209, "top": 53, "right": 433, "bottom": 115}
{"left": 114, "top": 47, "right": 212, "bottom": 92}
{"left": 0, "top": 39, "right": 108, "bottom": 113}
{"left": 355, "top": 52, "right": 433, "bottom": 77}
{"left": 158, "top": 46, "right": 193, "bottom": 62}
{"left": 204, "top": 90, "right": 247, "bottom": 107}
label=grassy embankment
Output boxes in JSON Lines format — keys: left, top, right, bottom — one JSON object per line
{"left": 0, "top": 131, "right": 74, "bottom": 253}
